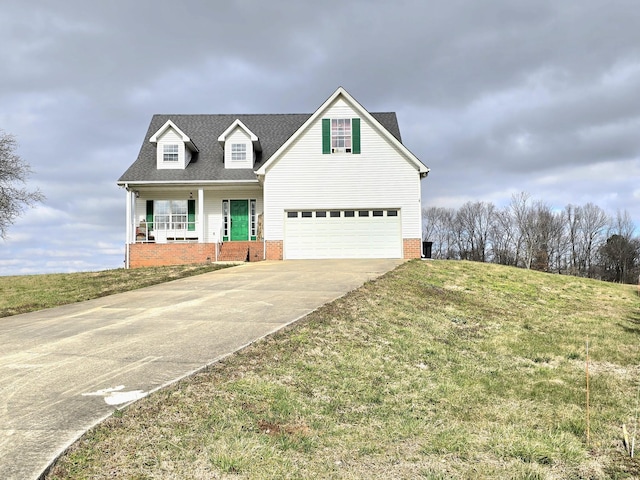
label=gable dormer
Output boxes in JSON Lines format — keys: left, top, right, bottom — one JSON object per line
{"left": 149, "top": 120, "right": 198, "bottom": 170}
{"left": 218, "top": 119, "right": 261, "bottom": 169}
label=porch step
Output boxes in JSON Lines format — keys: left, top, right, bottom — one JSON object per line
{"left": 218, "top": 242, "right": 253, "bottom": 262}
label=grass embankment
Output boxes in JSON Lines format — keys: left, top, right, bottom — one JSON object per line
{"left": 46, "top": 260, "right": 640, "bottom": 479}
{"left": 0, "top": 264, "right": 230, "bottom": 318}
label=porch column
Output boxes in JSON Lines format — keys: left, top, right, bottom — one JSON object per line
{"left": 198, "top": 188, "right": 205, "bottom": 243}
{"left": 126, "top": 189, "right": 136, "bottom": 244}
{"left": 125, "top": 189, "right": 136, "bottom": 269}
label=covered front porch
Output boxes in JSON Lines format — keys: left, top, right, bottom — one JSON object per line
{"left": 123, "top": 185, "right": 264, "bottom": 268}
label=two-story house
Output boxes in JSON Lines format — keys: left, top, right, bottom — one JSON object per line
{"left": 117, "top": 87, "right": 429, "bottom": 268}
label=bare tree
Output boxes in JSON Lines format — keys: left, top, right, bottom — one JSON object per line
{"left": 0, "top": 131, "right": 44, "bottom": 238}
{"left": 529, "top": 203, "right": 566, "bottom": 272}
{"left": 422, "top": 206, "right": 456, "bottom": 259}
{"left": 546, "top": 208, "right": 568, "bottom": 273}
{"left": 578, "top": 203, "right": 609, "bottom": 277}
{"left": 564, "top": 204, "right": 582, "bottom": 274}
{"left": 456, "top": 201, "right": 495, "bottom": 262}
{"left": 490, "top": 207, "right": 518, "bottom": 266}
{"left": 509, "top": 192, "right": 537, "bottom": 268}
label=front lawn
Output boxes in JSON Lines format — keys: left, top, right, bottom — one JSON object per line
{"left": 46, "top": 260, "right": 640, "bottom": 479}
{"left": 0, "top": 264, "right": 231, "bottom": 318}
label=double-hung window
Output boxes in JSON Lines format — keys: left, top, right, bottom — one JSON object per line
{"left": 147, "top": 199, "right": 195, "bottom": 232}
{"left": 331, "top": 119, "right": 351, "bottom": 153}
{"left": 154, "top": 200, "right": 187, "bottom": 230}
{"left": 322, "top": 118, "right": 360, "bottom": 154}
{"left": 231, "top": 143, "right": 246, "bottom": 162}
{"left": 163, "top": 144, "right": 179, "bottom": 162}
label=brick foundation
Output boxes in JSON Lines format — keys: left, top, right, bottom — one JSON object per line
{"left": 403, "top": 238, "right": 422, "bottom": 259}
{"left": 218, "top": 241, "right": 265, "bottom": 262}
{"left": 265, "top": 240, "right": 283, "bottom": 260}
{"left": 128, "top": 238, "right": 421, "bottom": 267}
{"left": 128, "top": 242, "right": 264, "bottom": 268}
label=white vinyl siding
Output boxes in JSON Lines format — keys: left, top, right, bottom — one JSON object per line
{"left": 263, "top": 97, "right": 422, "bottom": 246}
{"left": 224, "top": 128, "right": 253, "bottom": 169}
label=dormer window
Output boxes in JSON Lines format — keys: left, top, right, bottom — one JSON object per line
{"left": 163, "top": 144, "right": 179, "bottom": 162}
{"left": 231, "top": 143, "right": 247, "bottom": 162}
{"left": 149, "top": 120, "right": 199, "bottom": 170}
{"left": 218, "top": 119, "right": 261, "bottom": 169}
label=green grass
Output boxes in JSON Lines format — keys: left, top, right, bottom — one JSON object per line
{"left": 0, "top": 263, "right": 231, "bottom": 318}
{"left": 43, "top": 260, "right": 640, "bottom": 479}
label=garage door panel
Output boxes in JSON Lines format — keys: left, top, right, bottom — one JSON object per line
{"left": 284, "top": 209, "right": 401, "bottom": 259}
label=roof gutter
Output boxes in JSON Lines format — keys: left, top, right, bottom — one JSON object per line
{"left": 116, "top": 179, "right": 261, "bottom": 187}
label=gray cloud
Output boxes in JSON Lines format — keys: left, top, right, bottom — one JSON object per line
{"left": 1, "top": 0, "right": 639, "bottom": 274}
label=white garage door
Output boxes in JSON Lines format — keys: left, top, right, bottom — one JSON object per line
{"left": 284, "top": 209, "right": 402, "bottom": 259}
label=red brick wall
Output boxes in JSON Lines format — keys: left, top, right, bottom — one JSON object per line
{"left": 218, "top": 241, "right": 265, "bottom": 262}
{"left": 129, "top": 242, "right": 265, "bottom": 268}
{"left": 265, "top": 240, "right": 283, "bottom": 260}
{"left": 248, "top": 242, "right": 265, "bottom": 262}
{"left": 128, "top": 243, "right": 218, "bottom": 268}
{"left": 129, "top": 239, "right": 419, "bottom": 266}
{"left": 403, "top": 238, "right": 422, "bottom": 259}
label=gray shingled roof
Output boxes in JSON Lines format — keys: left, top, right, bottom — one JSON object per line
{"left": 118, "top": 112, "right": 403, "bottom": 183}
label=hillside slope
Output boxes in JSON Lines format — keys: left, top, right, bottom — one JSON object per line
{"left": 48, "top": 260, "right": 640, "bottom": 479}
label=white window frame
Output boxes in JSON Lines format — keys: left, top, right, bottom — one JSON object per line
{"left": 154, "top": 200, "right": 188, "bottom": 230}
{"left": 222, "top": 199, "right": 257, "bottom": 240}
{"left": 231, "top": 143, "right": 247, "bottom": 162}
{"left": 331, "top": 118, "right": 352, "bottom": 153}
{"left": 250, "top": 199, "right": 257, "bottom": 238}
{"left": 222, "top": 200, "right": 229, "bottom": 240}
{"left": 163, "top": 144, "right": 179, "bottom": 162}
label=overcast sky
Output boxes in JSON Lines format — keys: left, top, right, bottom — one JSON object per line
{"left": 1, "top": 0, "right": 639, "bottom": 275}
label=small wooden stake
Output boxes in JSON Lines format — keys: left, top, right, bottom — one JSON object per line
{"left": 586, "top": 338, "right": 590, "bottom": 447}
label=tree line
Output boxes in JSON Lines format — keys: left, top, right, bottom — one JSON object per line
{"left": 422, "top": 192, "right": 640, "bottom": 284}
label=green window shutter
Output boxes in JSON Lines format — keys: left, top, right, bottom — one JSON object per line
{"left": 188, "top": 199, "right": 196, "bottom": 231}
{"left": 352, "top": 118, "right": 361, "bottom": 154}
{"left": 146, "top": 200, "right": 154, "bottom": 230}
{"left": 322, "top": 118, "right": 331, "bottom": 154}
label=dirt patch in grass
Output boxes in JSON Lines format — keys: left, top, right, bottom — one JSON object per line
{"left": 46, "top": 260, "right": 640, "bottom": 479}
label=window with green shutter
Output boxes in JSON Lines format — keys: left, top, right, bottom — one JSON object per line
{"left": 322, "top": 118, "right": 360, "bottom": 154}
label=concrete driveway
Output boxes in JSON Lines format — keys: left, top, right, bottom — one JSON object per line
{"left": 0, "top": 259, "right": 402, "bottom": 479}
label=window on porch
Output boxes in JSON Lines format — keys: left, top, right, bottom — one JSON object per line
{"left": 140, "top": 199, "right": 196, "bottom": 242}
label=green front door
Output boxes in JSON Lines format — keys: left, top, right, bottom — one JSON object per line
{"left": 230, "top": 200, "right": 249, "bottom": 240}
